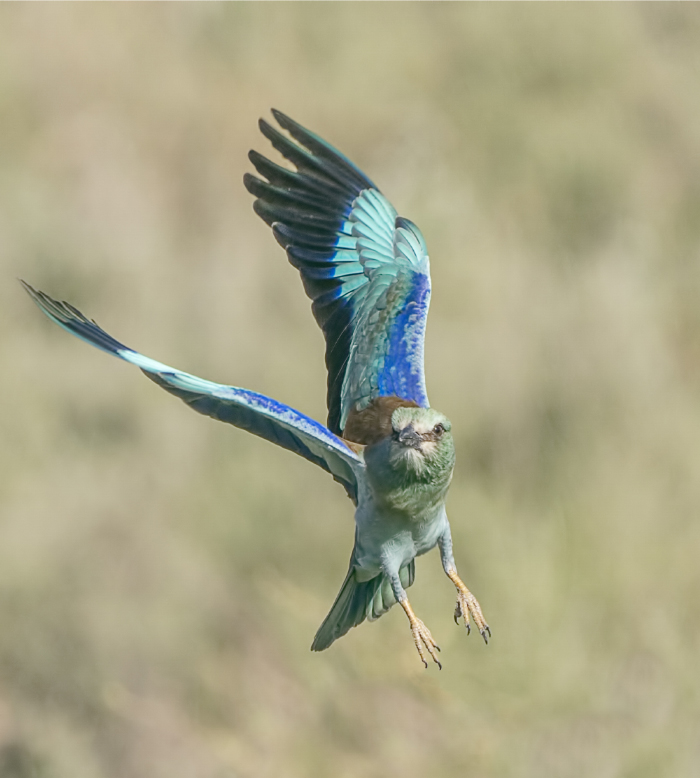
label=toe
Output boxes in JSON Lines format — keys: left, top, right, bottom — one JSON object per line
{"left": 411, "top": 619, "right": 442, "bottom": 669}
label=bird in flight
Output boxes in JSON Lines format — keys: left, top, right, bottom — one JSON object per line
{"left": 23, "top": 110, "right": 489, "bottom": 668}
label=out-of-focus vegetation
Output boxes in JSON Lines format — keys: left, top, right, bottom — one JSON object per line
{"left": 3, "top": 4, "right": 700, "bottom": 777}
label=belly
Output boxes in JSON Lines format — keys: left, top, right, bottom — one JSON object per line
{"left": 353, "top": 501, "right": 447, "bottom": 574}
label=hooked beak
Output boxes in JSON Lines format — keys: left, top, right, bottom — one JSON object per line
{"left": 397, "top": 424, "right": 423, "bottom": 450}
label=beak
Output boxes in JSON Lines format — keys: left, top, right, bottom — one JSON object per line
{"left": 397, "top": 425, "right": 422, "bottom": 449}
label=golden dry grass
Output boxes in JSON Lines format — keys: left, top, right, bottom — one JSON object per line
{"left": 2, "top": 4, "right": 700, "bottom": 777}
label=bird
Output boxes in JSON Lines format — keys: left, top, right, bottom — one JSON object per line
{"left": 22, "top": 109, "right": 489, "bottom": 668}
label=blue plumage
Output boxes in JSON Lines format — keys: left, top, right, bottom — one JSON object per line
{"left": 376, "top": 271, "right": 431, "bottom": 400}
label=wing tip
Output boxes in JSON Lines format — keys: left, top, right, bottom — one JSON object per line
{"left": 243, "top": 171, "right": 264, "bottom": 198}
{"left": 19, "top": 278, "right": 42, "bottom": 303}
{"left": 270, "top": 107, "right": 288, "bottom": 126}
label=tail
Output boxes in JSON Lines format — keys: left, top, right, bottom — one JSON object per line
{"left": 311, "top": 560, "right": 414, "bottom": 651}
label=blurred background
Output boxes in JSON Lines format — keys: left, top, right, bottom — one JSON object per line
{"left": 2, "top": 4, "right": 700, "bottom": 777}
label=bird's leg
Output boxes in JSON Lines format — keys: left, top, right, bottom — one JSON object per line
{"left": 438, "top": 528, "right": 490, "bottom": 643}
{"left": 388, "top": 572, "right": 441, "bottom": 669}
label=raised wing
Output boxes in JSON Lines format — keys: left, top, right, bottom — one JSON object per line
{"left": 22, "top": 283, "right": 364, "bottom": 502}
{"left": 245, "top": 110, "right": 431, "bottom": 436}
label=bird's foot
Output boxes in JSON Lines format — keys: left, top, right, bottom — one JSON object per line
{"left": 448, "top": 571, "right": 490, "bottom": 643}
{"left": 410, "top": 616, "right": 442, "bottom": 670}
{"left": 400, "top": 599, "right": 441, "bottom": 669}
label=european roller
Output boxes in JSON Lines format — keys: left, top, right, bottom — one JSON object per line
{"left": 23, "top": 110, "right": 489, "bottom": 668}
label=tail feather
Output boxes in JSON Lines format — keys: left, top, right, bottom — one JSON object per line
{"left": 311, "top": 560, "right": 415, "bottom": 651}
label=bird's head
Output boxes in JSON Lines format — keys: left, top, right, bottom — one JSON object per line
{"left": 388, "top": 406, "right": 455, "bottom": 477}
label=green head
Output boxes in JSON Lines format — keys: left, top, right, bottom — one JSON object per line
{"left": 363, "top": 405, "right": 455, "bottom": 513}
{"left": 387, "top": 406, "right": 455, "bottom": 480}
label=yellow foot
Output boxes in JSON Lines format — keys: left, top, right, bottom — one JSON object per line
{"left": 447, "top": 570, "right": 490, "bottom": 643}
{"left": 410, "top": 616, "right": 442, "bottom": 670}
{"left": 399, "top": 599, "right": 442, "bottom": 669}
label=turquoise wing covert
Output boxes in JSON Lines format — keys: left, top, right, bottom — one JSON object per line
{"left": 245, "top": 110, "right": 431, "bottom": 436}
{"left": 22, "top": 283, "right": 364, "bottom": 502}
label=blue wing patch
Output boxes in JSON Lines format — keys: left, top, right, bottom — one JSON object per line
{"left": 246, "top": 110, "right": 431, "bottom": 435}
{"left": 22, "top": 282, "right": 363, "bottom": 502}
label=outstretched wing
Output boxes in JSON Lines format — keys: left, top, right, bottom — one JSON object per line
{"left": 22, "top": 283, "right": 364, "bottom": 502}
{"left": 245, "top": 110, "right": 431, "bottom": 436}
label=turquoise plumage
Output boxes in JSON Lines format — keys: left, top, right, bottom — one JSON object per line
{"left": 23, "top": 111, "right": 489, "bottom": 667}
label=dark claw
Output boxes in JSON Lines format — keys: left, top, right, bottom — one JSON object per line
{"left": 435, "top": 644, "right": 441, "bottom": 652}
{"left": 421, "top": 658, "right": 428, "bottom": 669}
{"left": 436, "top": 659, "right": 442, "bottom": 670}
{"left": 480, "top": 627, "right": 490, "bottom": 645}
{"left": 454, "top": 603, "right": 472, "bottom": 634}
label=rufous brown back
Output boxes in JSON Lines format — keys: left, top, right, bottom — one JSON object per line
{"left": 343, "top": 396, "right": 420, "bottom": 447}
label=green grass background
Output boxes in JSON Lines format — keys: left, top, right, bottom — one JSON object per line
{"left": 3, "top": 4, "right": 700, "bottom": 777}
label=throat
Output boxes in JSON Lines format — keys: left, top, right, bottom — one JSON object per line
{"left": 398, "top": 447, "right": 434, "bottom": 478}
{"left": 365, "top": 441, "right": 454, "bottom": 515}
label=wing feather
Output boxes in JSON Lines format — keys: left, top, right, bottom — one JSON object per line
{"left": 22, "top": 282, "right": 363, "bottom": 501}
{"left": 245, "top": 110, "right": 431, "bottom": 435}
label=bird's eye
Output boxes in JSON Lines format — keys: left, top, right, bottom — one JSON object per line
{"left": 433, "top": 423, "right": 445, "bottom": 436}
